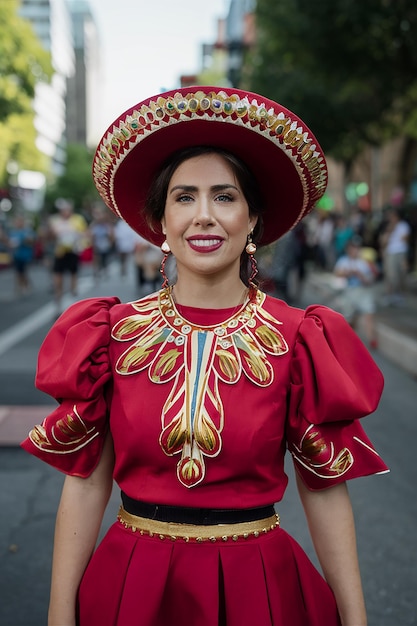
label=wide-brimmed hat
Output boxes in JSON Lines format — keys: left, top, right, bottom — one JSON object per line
{"left": 93, "top": 86, "right": 327, "bottom": 246}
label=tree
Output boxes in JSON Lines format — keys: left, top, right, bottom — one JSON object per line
{"left": 0, "top": 0, "right": 52, "bottom": 185}
{"left": 46, "top": 144, "right": 99, "bottom": 212}
{"left": 243, "top": 0, "right": 417, "bottom": 172}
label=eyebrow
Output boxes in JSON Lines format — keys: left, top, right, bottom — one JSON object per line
{"left": 169, "top": 184, "right": 240, "bottom": 195}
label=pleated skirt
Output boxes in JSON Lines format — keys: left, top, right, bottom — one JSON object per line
{"left": 78, "top": 520, "right": 341, "bottom": 626}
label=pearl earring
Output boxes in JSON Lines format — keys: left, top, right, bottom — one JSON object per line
{"left": 245, "top": 232, "right": 257, "bottom": 255}
{"left": 161, "top": 240, "right": 171, "bottom": 254}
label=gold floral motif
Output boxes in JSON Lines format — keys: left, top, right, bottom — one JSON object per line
{"left": 151, "top": 349, "right": 181, "bottom": 382}
{"left": 178, "top": 455, "right": 204, "bottom": 487}
{"left": 291, "top": 424, "right": 354, "bottom": 479}
{"left": 30, "top": 424, "right": 48, "bottom": 447}
{"left": 234, "top": 331, "right": 273, "bottom": 385}
{"left": 118, "top": 344, "right": 154, "bottom": 372}
{"left": 112, "top": 315, "right": 153, "bottom": 340}
{"left": 242, "top": 350, "right": 270, "bottom": 383}
{"left": 28, "top": 405, "right": 98, "bottom": 454}
{"left": 164, "top": 414, "right": 189, "bottom": 453}
{"left": 112, "top": 288, "right": 288, "bottom": 487}
{"left": 194, "top": 414, "right": 219, "bottom": 453}
{"left": 216, "top": 349, "right": 240, "bottom": 381}
{"left": 255, "top": 324, "right": 288, "bottom": 354}
{"left": 56, "top": 412, "right": 88, "bottom": 437}
{"left": 301, "top": 430, "right": 327, "bottom": 457}
{"left": 331, "top": 448, "right": 354, "bottom": 474}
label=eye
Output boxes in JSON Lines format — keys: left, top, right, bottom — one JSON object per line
{"left": 176, "top": 193, "right": 194, "bottom": 203}
{"left": 215, "top": 193, "right": 233, "bottom": 202}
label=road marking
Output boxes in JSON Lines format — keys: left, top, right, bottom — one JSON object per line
{"left": 0, "top": 260, "right": 129, "bottom": 356}
{"left": 0, "top": 275, "right": 95, "bottom": 356}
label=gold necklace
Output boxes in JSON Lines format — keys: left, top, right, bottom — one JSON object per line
{"left": 162, "top": 285, "right": 254, "bottom": 334}
{"left": 170, "top": 284, "right": 250, "bottom": 313}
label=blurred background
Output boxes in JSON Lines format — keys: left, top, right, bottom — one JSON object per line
{"left": 0, "top": 0, "right": 416, "bottom": 286}
{"left": 0, "top": 1, "right": 416, "bottom": 624}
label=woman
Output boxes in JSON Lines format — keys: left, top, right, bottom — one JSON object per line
{"left": 22, "top": 87, "right": 388, "bottom": 626}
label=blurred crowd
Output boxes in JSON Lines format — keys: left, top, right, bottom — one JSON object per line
{"left": 0, "top": 199, "right": 163, "bottom": 310}
{"left": 258, "top": 205, "right": 415, "bottom": 348}
{"left": 0, "top": 200, "right": 415, "bottom": 328}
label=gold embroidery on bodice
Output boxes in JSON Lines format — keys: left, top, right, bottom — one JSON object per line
{"left": 111, "top": 288, "right": 288, "bottom": 488}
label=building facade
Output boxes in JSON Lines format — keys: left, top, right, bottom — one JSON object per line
{"left": 19, "top": 0, "right": 75, "bottom": 176}
{"left": 66, "top": 0, "right": 101, "bottom": 148}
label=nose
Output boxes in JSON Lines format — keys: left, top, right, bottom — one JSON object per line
{"left": 192, "top": 195, "right": 216, "bottom": 227}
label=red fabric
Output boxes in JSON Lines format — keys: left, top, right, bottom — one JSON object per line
{"left": 21, "top": 297, "right": 119, "bottom": 476}
{"left": 20, "top": 292, "right": 388, "bottom": 624}
{"left": 287, "top": 305, "right": 387, "bottom": 489}
{"left": 21, "top": 295, "right": 387, "bottom": 497}
{"left": 78, "top": 523, "right": 341, "bottom": 626}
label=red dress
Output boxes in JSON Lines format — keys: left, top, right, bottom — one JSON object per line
{"left": 21, "top": 289, "right": 388, "bottom": 626}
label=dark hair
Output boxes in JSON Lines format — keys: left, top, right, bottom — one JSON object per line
{"left": 144, "top": 145, "right": 265, "bottom": 285}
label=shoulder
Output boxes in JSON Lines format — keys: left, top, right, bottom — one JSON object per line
{"left": 259, "top": 292, "right": 304, "bottom": 322}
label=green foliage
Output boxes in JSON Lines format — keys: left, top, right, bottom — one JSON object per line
{"left": 0, "top": 0, "right": 53, "bottom": 184}
{"left": 46, "top": 144, "right": 99, "bottom": 211}
{"left": 244, "top": 0, "right": 417, "bottom": 163}
{"left": 0, "top": 112, "right": 50, "bottom": 186}
{"left": 0, "top": 0, "right": 52, "bottom": 121}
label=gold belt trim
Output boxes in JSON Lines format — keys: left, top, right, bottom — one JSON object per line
{"left": 117, "top": 506, "right": 280, "bottom": 543}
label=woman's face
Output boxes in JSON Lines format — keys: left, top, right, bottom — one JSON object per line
{"left": 161, "top": 153, "right": 257, "bottom": 282}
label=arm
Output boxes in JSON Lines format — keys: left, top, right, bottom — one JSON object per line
{"left": 296, "top": 474, "right": 367, "bottom": 626}
{"left": 48, "top": 432, "right": 115, "bottom": 626}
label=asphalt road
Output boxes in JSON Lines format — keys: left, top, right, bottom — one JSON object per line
{"left": 0, "top": 259, "right": 416, "bottom": 625}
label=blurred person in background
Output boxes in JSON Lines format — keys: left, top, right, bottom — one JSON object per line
{"left": 89, "top": 206, "right": 114, "bottom": 280}
{"left": 310, "top": 209, "right": 335, "bottom": 270}
{"left": 333, "top": 236, "right": 378, "bottom": 349}
{"left": 270, "top": 230, "right": 297, "bottom": 303}
{"left": 133, "top": 233, "right": 163, "bottom": 294}
{"left": 333, "top": 214, "right": 355, "bottom": 260}
{"left": 379, "top": 207, "right": 411, "bottom": 305}
{"left": 7, "top": 214, "right": 35, "bottom": 295}
{"left": 113, "top": 218, "right": 137, "bottom": 277}
{"left": 48, "top": 198, "right": 88, "bottom": 311}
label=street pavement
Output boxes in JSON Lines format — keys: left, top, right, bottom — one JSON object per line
{"left": 0, "top": 258, "right": 416, "bottom": 625}
{"left": 305, "top": 269, "right": 417, "bottom": 379}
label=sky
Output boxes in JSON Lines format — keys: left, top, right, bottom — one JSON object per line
{"left": 87, "top": 0, "right": 229, "bottom": 136}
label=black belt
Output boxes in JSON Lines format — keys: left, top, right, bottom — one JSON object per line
{"left": 121, "top": 492, "right": 275, "bottom": 525}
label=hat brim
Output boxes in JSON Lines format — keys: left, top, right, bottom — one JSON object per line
{"left": 93, "top": 87, "right": 327, "bottom": 246}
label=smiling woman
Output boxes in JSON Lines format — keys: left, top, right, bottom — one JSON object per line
{"left": 158, "top": 149, "right": 259, "bottom": 302}
{"left": 21, "top": 86, "right": 388, "bottom": 626}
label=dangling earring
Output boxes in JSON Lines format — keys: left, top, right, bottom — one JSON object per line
{"left": 245, "top": 232, "right": 257, "bottom": 255}
{"left": 245, "top": 231, "right": 258, "bottom": 291}
{"left": 161, "top": 240, "right": 171, "bottom": 254}
{"left": 160, "top": 239, "right": 171, "bottom": 289}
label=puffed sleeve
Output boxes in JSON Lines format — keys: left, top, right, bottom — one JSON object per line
{"left": 287, "top": 304, "right": 389, "bottom": 490}
{"left": 21, "top": 297, "right": 120, "bottom": 477}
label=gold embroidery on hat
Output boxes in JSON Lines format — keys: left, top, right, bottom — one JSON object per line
{"left": 93, "top": 89, "right": 328, "bottom": 231}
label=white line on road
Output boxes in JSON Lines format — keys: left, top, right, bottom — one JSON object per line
{"left": 0, "top": 274, "right": 96, "bottom": 356}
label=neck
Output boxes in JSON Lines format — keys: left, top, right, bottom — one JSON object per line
{"left": 172, "top": 277, "right": 249, "bottom": 309}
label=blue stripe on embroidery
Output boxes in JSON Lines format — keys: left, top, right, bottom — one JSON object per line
{"left": 190, "top": 332, "right": 206, "bottom": 425}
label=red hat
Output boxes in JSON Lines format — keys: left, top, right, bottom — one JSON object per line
{"left": 93, "top": 86, "right": 327, "bottom": 246}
